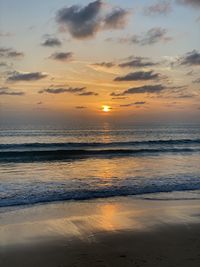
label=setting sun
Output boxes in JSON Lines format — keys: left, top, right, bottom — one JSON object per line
{"left": 102, "top": 105, "right": 111, "bottom": 112}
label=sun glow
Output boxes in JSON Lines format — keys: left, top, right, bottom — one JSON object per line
{"left": 102, "top": 105, "right": 111, "bottom": 112}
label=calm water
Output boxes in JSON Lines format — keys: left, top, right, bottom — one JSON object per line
{"left": 0, "top": 123, "right": 200, "bottom": 209}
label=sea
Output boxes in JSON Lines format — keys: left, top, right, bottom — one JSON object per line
{"left": 0, "top": 122, "right": 200, "bottom": 210}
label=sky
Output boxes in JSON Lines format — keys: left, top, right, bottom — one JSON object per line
{"left": 0, "top": 0, "right": 200, "bottom": 124}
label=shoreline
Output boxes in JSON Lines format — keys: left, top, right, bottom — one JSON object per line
{"left": 1, "top": 189, "right": 200, "bottom": 213}
{"left": 0, "top": 197, "right": 200, "bottom": 266}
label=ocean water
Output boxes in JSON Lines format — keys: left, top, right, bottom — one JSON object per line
{"left": 0, "top": 123, "right": 200, "bottom": 209}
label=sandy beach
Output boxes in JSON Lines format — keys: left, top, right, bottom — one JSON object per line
{"left": 0, "top": 196, "right": 200, "bottom": 267}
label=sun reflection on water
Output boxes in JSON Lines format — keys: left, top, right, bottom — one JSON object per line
{"left": 99, "top": 203, "right": 119, "bottom": 230}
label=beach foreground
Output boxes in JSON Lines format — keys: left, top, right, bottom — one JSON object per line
{"left": 0, "top": 196, "right": 200, "bottom": 267}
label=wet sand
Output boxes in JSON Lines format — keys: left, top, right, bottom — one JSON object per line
{"left": 0, "top": 197, "right": 200, "bottom": 266}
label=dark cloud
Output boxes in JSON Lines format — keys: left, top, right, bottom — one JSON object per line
{"left": 39, "top": 87, "right": 85, "bottom": 94}
{"left": 0, "top": 87, "right": 25, "bottom": 96}
{"left": 123, "top": 84, "right": 165, "bottom": 94}
{"left": 144, "top": 1, "right": 172, "bottom": 16}
{"left": 7, "top": 71, "right": 48, "bottom": 82}
{"left": 49, "top": 52, "right": 73, "bottom": 62}
{"left": 93, "top": 62, "right": 115, "bottom": 68}
{"left": 103, "top": 8, "right": 130, "bottom": 29}
{"left": 131, "top": 27, "right": 172, "bottom": 46}
{"left": 114, "top": 71, "right": 160, "bottom": 81}
{"left": 113, "top": 28, "right": 172, "bottom": 46}
{"left": 39, "top": 86, "right": 98, "bottom": 96}
{"left": 56, "top": 0, "right": 103, "bottom": 39}
{"left": 79, "top": 91, "right": 98, "bottom": 96}
{"left": 180, "top": 50, "right": 200, "bottom": 66}
{"left": 135, "top": 101, "right": 146, "bottom": 105}
{"left": 177, "top": 0, "right": 200, "bottom": 8}
{"left": 0, "top": 47, "right": 24, "bottom": 58}
{"left": 76, "top": 106, "right": 87, "bottom": 109}
{"left": 119, "top": 56, "right": 158, "bottom": 68}
{"left": 56, "top": 1, "right": 129, "bottom": 39}
{"left": 120, "top": 101, "right": 146, "bottom": 107}
{"left": 42, "top": 37, "right": 62, "bottom": 47}
{"left": 120, "top": 103, "right": 133, "bottom": 107}
{"left": 111, "top": 84, "right": 165, "bottom": 96}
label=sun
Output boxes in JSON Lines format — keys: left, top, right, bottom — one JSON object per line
{"left": 102, "top": 105, "right": 111, "bottom": 112}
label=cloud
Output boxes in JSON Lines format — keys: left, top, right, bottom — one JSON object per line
{"left": 168, "top": 85, "right": 188, "bottom": 91}
{"left": 111, "top": 96, "right": 127, "bottom": 100}
{"left": 180, "top": 50, "right": 200, "bottom": 66}
{"left": 0, "top": 31, "right": 13, "bottom": 37}
{"left": 110, "top": 92, "right": 125, "bottom": 97}
{"left": 113, "top": 28, "right": 172, "bottom": 46}
{"left": 120, "top": 103, "right": 133, "bottom": 107}
{"left": 39, "top": 87, "right": 85, "bottom": 94}
{"left": 42, "top": 37, "right": 62, "bottom": 47}
{"left": 193, "top": 78, "right": 200, "bottom": 83}
{"left": 56, "top": 1, "right": 129, "bottom": 39}
{"left": 120, "top": 101, "right": 146, "bottom": 107}
{"left": 131, "top": 27, "right": 172, "bottom": 46}
{"left": 173, "top": 92, "right": 197, "bottom": 98}
{"left": 103, "top": 8, "right": 130, "bottom": 29}
{"left": 114, "top": 71, "right": 160, "bottom": 81}
{"left": 76, "top": 106, "right": 87, "bottom": 109}
{"left": 186, "top": 70, "right": 194, "bottom": 76}
{"left": 56, "top": 0, "right": 103, "bottom": 39}
{"left": 177, "top": 0, "right": 200, "bottom": 8}
{"left": 119, "top": 56, "right": 158, "bottom": 68}
{"left": 7, "top": 71, "right": 48, "bottom": 82}
{"left": 151, "top": 84, "right": 198, "bottom": 99}
{"left": 111, "top": 84, "right": 165, "bottom": 96}
{"left": 49, "top": 52, "right": 73, "bottom": 62}
{"left": 134, "top": 101, "right": 146, "bottom": 105}
{"left": 79, "top": 91, "right": 98, "bottom": 96}
{"left": 0, "top": 47, "right": 24, "bottom": 58}
{"left": 123, "top": 84, "right": 165, "bottom": 94}
{"left": 38, "top": 86, "right": 98, "bottom": 96}
{"left": 93, "top": 62, "right": 115, "bottom": 68}
{"left": 0, "top": 62, "right": 8, "bottom": 67}
{"left": 144, "top": 1, "right": 172, "bottom": 16}
{"left": 0, "top": 87, "right": 25, "bottom": 96}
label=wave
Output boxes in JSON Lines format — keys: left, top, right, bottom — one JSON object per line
{"left": 0, "top": 147, "right": 199, "bottom": 162}
{"left": 0, "top": 180, "right": 200, "bottom": 208}
{"left": 0, "top": 138, "right": 200, "bottom": 150}
{"left": 0, "top": 138, "right": 199, "bottom": 162}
